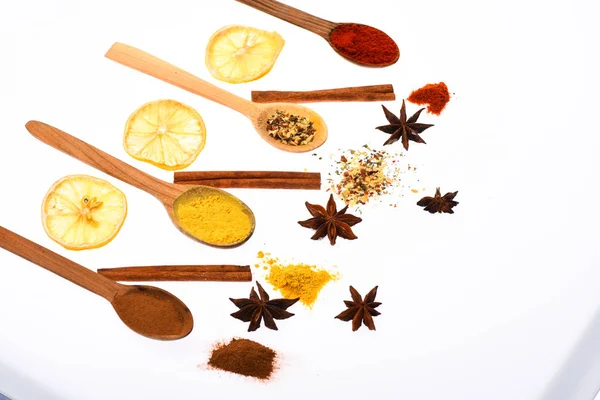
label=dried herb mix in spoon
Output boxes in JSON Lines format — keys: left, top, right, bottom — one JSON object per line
{"left": 266, "top": 110, "right": 316, "bottom": 146}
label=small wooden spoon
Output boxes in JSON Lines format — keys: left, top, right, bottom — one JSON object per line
{"left": 24, "top": 121, "right": 255, "bottom": 247}
{"left": 0, "top": 226, "right": 193, "bottom": 340}
{"left": 105, "top": 42, "right": 327, "bottom": 153}
{"left": 234, "top": 0, "right": 399, "bottom": 67}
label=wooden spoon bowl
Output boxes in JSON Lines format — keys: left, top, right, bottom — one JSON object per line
{"left": 105, "top": 43, "right": 327, "bottom": 153}
{"left": 0, "top": 226, "right": 193, "bottom": 340}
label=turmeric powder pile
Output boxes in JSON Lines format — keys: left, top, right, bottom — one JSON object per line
{"left": 258, "top": 253, "right": 338, "bottom": 308}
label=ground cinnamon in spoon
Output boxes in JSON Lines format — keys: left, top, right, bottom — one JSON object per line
{"left": 208, "top": 338, "right": 276, "bottom": 380}
{"left": 407, "top": 82, "right": 450, "bottom": 115}
{"left": 113, "top": 289, "right": 185, "bottom": 336}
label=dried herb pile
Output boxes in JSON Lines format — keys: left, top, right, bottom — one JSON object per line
{"left": 208, "top": 338, "right": 276, "bottom": 380}
{"left": 326, "top": 146, "right": 407, "bottom": 207}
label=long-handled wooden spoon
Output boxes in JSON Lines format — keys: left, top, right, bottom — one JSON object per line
{"left": 234, "top": 0, "right": 400, "bottom": 67}
{"left": 105, "top": 42, "right": 327, "bottom": 153}
{"left": 25, "top": 121, "right": 255, "bottom": 247}
{"left": 0, "top": 226, "right": 193, "bottom": 340}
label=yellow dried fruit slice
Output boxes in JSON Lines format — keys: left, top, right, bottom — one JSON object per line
{"left": 206, "top": 25, "right": 285, "bottom": 83}
{"left": 42, "top": 175, "right": 127, "bottom": 250}
{"left": 124, "top": 100, "right": 206, "bottom": 171}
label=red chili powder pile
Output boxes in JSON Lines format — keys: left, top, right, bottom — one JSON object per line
{"left": 208, "top": 338, "right": 277, "bottom": 380}
{"left": 407, "top": 82, "right": 451, "bottom": 115}
{"left": 329, "top": 23, "right": 399, "bottom": 66}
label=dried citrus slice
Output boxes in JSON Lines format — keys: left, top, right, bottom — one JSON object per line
{"left": 124, "top": 100, "right": 206, "bottom": 171}
{"left": 206, "top": 25, "right": 285, "bottom": 83}
{"left": 42, "top": 175, "right": 127, "bottom": 250}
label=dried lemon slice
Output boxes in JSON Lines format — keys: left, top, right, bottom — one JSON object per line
{"left": 124, "top": 100, "right": 206, "bottom": 171}
{"left": 42, "top": 175, "right": 127, "bottom": 250}
{"left": 206, "top": 25, "right": 285, "bottom": 83}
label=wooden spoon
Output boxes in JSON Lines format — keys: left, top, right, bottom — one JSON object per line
{"left": 105, "top": 42, "right": 327, "bottom": 153}
{"left": 24, "top": 121, "right": 255, "bottom": 247}
{"left": 234, "top": 0, "right": 399, "bottom": 67}
{"left": 0, "top": 226, "right": 193, "bottom": 340}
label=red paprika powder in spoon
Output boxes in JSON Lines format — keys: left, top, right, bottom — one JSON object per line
{"left": 329, "top": 24, "right": 400, "bottom": 66}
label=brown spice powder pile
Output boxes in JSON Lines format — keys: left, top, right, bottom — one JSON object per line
{"left": 208, "top": 338, "right": 276, "bottom": 380}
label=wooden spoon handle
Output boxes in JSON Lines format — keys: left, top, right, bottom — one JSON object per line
{"left": 105, "top": 43, "right": 257, "bottom": 118}
{"left": 235, "top": 0, "right": 337, "bottom": 39}
{"left": 25, "top": 121, "right": 182, "bottom": 202}
{"left": 0, "top": 226, "right": 121, "bottom": 301}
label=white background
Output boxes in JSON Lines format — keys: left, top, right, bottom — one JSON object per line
{"left": 1, "top": 0, "right": 599, "bottom": 399}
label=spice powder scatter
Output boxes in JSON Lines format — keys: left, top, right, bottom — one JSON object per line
{"left": 324, "top": 145, "right": 418, "bottom": 208}
{"left": 256, "top": 252, "right": 339, "bottom": 308}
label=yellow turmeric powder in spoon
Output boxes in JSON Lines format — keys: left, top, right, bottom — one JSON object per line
{"left": 174, "top": 189, "right": 254, "bottom": 246}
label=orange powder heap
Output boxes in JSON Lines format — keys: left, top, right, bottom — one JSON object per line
{"left": 407, "top": 82, "right": 450, "bottom": 116}
{"left": 256, "top": 252, "right": 338, "bottom": 308}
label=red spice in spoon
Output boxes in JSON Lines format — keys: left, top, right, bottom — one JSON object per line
{"left": 329, "top": 24, "right": 399, "bottom": 66}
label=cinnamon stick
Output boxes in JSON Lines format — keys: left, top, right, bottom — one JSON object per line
{"left": 251, "top": 84, "right": 395, "bottom": 103}
{"left": 174, "top": 171, "right": 321, "bottom": 190}
{"left": 97, "top": 265, "right": 252, "bottom": 282}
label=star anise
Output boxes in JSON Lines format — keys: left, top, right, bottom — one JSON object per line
{"left": 375, "top": 99, "right": 434, "bottom": 150}
{"left": 335, "top": 286, "right": 381, "bottom": 331}
{"left": 230, "top": 281, "right": 299, "bottom": 332}
{"left": 417, "top": 187, "right": 459, "bottom": 213}
{"left": 298, "top": 194, "right": 362, "bottom": 245}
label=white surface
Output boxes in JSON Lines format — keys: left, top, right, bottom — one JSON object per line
{"left": 1, "top": 0, "right": 599, "bottom": 399}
